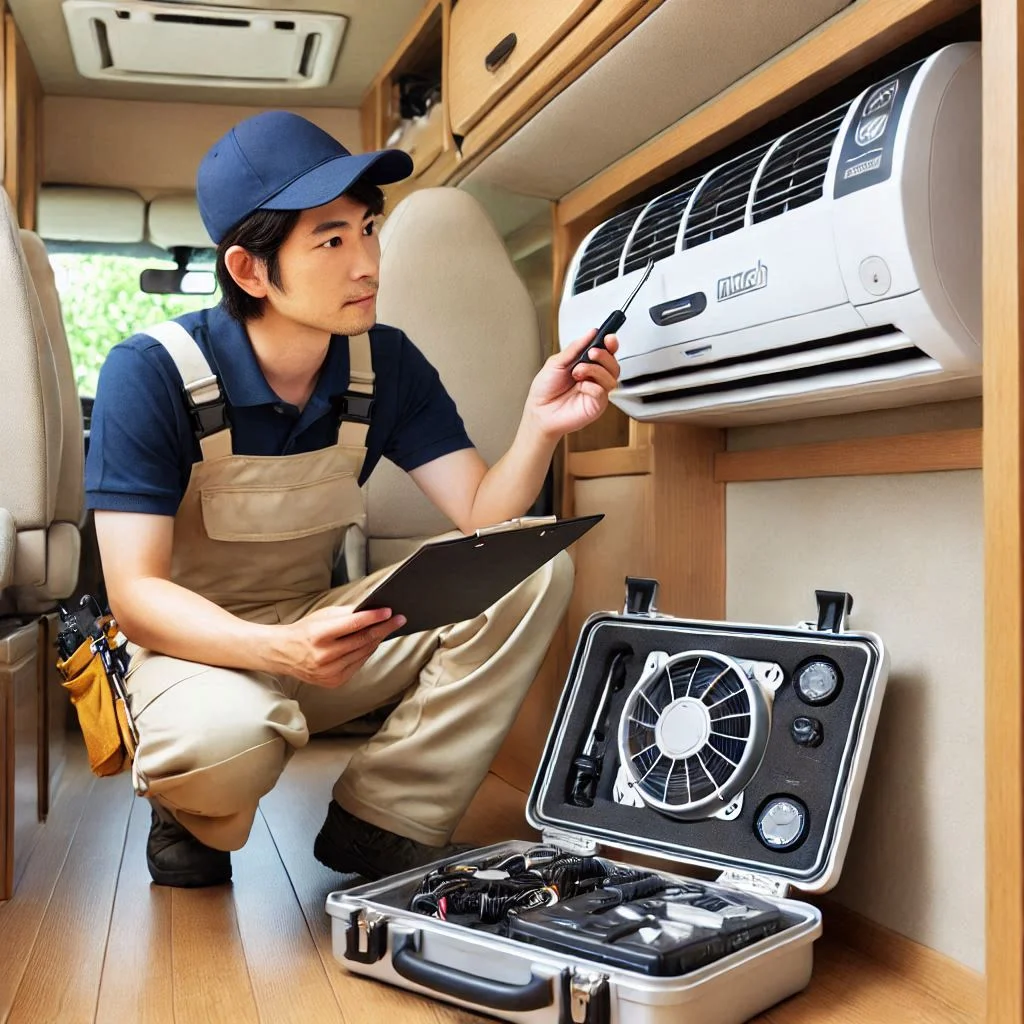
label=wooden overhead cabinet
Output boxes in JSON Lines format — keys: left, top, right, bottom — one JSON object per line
{"left": 447, "top": 0, "right": 601, "bottom": 136}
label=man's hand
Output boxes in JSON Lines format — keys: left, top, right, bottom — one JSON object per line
{"left": 523, "top": 329, "right": 621, "bottom": 442}
{"left": 268, "top": 606, "right": 406, "bottom": 688}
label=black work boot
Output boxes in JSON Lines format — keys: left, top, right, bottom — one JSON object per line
{"left": 313, "top": 800, "right": 474, "bottom": 880}
{"left": 147, "top": 801, "right": 232, "bottom": 888}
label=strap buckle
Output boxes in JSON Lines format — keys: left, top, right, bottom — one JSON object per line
{"left": 182, "top": 376, "right": 229, "bottom": 441}
{"left": 339, "top": 391, "right": 374, "bottom": 425}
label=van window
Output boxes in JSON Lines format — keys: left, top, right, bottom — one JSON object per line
{"left": 50, "top": 251, "right": 219, "bottom": 396}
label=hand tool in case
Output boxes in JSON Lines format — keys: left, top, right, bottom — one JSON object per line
{"left": 327, "top": 578, "right": 889, "bottom": 1024}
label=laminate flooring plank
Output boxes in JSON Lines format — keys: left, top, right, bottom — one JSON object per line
{"left": 94, "top": 795, "right": 174, "bottom": 1024}
{"left": 764, "top": 936, "right": 973, "bottom": 1024}
{"left": 231, "top": 809, "right": 343, "bottom": 1023}
{"left": 6, "top": 771, "right": 133, "bottom": 1024}
{"left": 260, "top": 741, "right": 464, "bottom": 1024}
{"left": 171, "top": 885, "right": 260, "bottom": 1024}
{"left": 0, "top": 751, "right": 94, "bottom": 1022}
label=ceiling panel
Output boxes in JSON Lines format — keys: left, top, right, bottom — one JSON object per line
{"left": 7, "top": 0, "right": 425, "bottom": 107}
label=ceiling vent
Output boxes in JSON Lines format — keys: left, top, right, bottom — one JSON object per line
{"left": 62, "top": 1, "right": 347, "bottom": 89}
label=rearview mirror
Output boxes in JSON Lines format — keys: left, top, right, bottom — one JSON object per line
{"left": 140, "top": 267, "right": 217, "bottom": 295}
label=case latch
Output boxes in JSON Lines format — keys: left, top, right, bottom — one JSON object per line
{"left": 716, "top": 869, "right": 790, "bottom": 900}
{"left": 564, "top": 970, "right": 610, "bottom": 1024}
{"left": 541, "top": 827, "right": 598, "bottom": 856}
{"left": 344, "top": 908, "right": 388, "bottom": 964}
{"left": 624, "top": 576, "right": 659, "bottom": 616}
{"left": 815, "top": 590, "right": 853, "bottom": 633}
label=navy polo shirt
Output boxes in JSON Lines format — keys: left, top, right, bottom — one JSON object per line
{"left": 85, "top": 304, "right": 475, "bottom": 516}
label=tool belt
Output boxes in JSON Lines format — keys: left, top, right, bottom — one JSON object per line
{"left": 55, "top": 597, "right": 138, "bottom": 777}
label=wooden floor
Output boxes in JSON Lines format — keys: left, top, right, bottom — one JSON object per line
{"left": 0, "top": 739, "right": 978, "bottom": 1024}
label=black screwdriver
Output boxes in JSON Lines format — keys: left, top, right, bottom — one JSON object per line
{"left": 571, "top": 257, "right": 655, "bottom": 370}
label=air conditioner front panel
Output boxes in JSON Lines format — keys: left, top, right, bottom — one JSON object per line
{"left": 62, "top": 1, "right": 346, "bottom": 88}
{"left": 616, "top": 303, "right": 868, "bottom": 383}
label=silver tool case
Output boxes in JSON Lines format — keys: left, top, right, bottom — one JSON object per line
{"left": 327, "top": 578, "right": 889, "bottom": 1024}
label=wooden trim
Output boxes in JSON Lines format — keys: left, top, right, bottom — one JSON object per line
{"left": 3, "top": 10, "right": 41, "bottom": 228}
{"left": 983, "top": 0, "right": 1024, "bottom": 1019}
{"left": 568, "top": 445, "right": 652, "bottom": 479}
{"left": 0, "top": 7, "right": 6, "bottom": 187}
{"left": 378, "top": 0, "right": 444, "bottom": 84}
{"left": 558, "top": 0, "right": 977, "bottom": 228}
{"left": 820, "top": 899, "right": 984, "bottom": 1021}
{"left": 714, "top": 428, "right": 982, "bottom": 483}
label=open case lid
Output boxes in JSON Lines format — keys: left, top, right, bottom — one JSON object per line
{"left": 526, "top": 580, "right": 890, "bottom": 896}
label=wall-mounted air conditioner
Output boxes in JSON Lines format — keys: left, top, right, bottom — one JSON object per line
{"left": 62, "top": 1, "right": 346, "bottom": 89}
{"left": 558, "top": 43, "right": 981, "bottom": 424}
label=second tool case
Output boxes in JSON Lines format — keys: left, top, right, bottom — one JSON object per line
{"left": 327, "top": 578, "right": 890, "bottom": 1024}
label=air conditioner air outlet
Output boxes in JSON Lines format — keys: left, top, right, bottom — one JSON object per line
{"left": 63, "top": 0, "right": 347, "bottom": 89}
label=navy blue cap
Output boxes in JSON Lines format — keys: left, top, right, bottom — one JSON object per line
{"left": 197, "top": 111, "right": 414, "bottom": 244}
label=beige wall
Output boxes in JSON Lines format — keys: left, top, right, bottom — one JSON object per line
{"left": 42, "top": 96, "right": 361, "bottom": 195}
{"left": 725, "top": 402, "right": 984, "bottom": 972}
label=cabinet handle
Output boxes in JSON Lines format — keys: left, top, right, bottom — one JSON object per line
{"left": 485, "top": 33, "right": 517, "bottom": 72}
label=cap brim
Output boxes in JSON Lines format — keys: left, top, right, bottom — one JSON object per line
{"left": 260, "top": 149, "right": 414, "bottom": 213}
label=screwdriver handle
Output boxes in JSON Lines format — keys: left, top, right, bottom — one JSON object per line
{"left": 572, "top": 309, "right": 626, "bottom": 369}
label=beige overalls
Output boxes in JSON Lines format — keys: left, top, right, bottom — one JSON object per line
{"left": 124, "top": 322, "right": 574, "bottom": 852}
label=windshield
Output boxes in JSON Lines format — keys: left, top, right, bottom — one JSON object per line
{"left": 51, "top": 252, "right": 220, "bottom": 397}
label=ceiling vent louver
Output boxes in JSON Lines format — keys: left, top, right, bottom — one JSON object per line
{"left": 683, "top": 142, "right": 772, "bottom": 250}
{"left": 572, "top": 207, "right": 643, "bottom": 295}
{"left": 622, "top": 180, "right": 701, "bottom": 275}
{"left": 62, "top": 0, "right": 347, "bottom": 89}
{"left": 752, "top": 106, "right": 847, "bottom": 224}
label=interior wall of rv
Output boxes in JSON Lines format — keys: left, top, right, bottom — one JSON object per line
{"left": 1, "top": 0, "right": 1018, "bottom": 1020}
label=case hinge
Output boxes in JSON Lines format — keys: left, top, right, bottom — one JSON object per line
{"left": 541, "top": 827, "right": 598, "bottom": 856}
{"left": 563, "top": 970, "right": 610, "bottom": 1024}
{"left": 624, "top": 576, "right": 659, "bottom": 616}
{"left": 344, "top": 908, "right": 388, "bottom": 964}
{"left": 716, "top": 869, "right": 790, "bottom": 900}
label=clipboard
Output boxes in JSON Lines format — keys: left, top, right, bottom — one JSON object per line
{"left": 353, "top": 514, "right": 604, "bottom": 637}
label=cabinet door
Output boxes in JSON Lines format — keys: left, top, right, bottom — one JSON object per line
{"left": 448, "top": 0, "right": 600, "bottom": 136}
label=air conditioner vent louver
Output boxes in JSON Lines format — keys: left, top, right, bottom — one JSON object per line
{"left": 683, "top": 142, "right": 772, "bottom": 250}
{"left": 572, "top": 207, "right": 643, "bottom": 295}
{"left": 622, "top": 180, "right": 700, "bottom": 275}
{"left": 752, "top": 106, "right": 848, "bottom": 224}
{"left": 62, "top": 0, "right": 346, "bottom": 89}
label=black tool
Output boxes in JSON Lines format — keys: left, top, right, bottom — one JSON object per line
{"left": 568, "top": 651, "right": 628, "bottom": 806}
{"left": 571, "top": 257, "right": 655, "bottom": 369}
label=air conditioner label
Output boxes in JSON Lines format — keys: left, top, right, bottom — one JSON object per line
{"left": 833, "top": 59, "right": 924, "bottom": 199}
{"left": 717, "top": 261, "right": 767, "bottom": 302}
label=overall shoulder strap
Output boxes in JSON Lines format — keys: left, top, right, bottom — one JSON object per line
{"left": 338, "top": 332, "right": 375, "bottom": 449}
{"left": 145, "top": 321, "right": 232, "bottom": 461}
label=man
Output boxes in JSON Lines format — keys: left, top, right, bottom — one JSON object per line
{"left": 86, "top": 111, "right": 621, "bottom": 889}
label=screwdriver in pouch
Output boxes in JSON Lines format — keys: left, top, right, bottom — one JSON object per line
{"left": 571, "top": 257, "right": 655, "bottom": 370}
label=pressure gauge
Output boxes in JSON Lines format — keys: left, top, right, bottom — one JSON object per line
{"left": 755, "top": 796, "right": 808, "bottom": 851}
{"left": 794, "top": 658, "right": 842, "bottom": 706}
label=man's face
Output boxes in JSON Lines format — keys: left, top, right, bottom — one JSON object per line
{"left": 266, "top": 192, "right": 381, "bottom": 336}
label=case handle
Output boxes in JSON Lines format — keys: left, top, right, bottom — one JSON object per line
{"left": 485, "top": 33, "right": 517, "bottom": 72}
{"left": 391, "top": 932, "right": 554, "bottom": 1011}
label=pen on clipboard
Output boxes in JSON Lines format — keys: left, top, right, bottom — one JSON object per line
{"left": 571, "top": 257, "right": 655, "bottom": 370}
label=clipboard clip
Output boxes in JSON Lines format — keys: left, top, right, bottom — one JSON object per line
{"left": 474, "top": 515, "right": 558, "bottom": 538}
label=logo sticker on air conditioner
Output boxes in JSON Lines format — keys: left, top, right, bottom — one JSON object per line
{"left": 717, "top": 261, "right": 768, "bottom": 302}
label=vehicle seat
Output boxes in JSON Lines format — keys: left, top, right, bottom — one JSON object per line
{"left": 366, "top": 187, "right": 546, "bottom": 571}
{"left": 0, "top": 190, "right": 78, "bottom": 611}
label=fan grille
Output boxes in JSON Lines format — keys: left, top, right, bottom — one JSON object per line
{"left": 624, "top": 655, "right": 752, "bottom": 808}
{"left": 572, "top": 207, "right": 643, "bottom": 295}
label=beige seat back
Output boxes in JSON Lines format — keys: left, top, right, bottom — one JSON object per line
{"left": 0, "top": 189, "right": 75, "bottom": 608}
{"left": 370, "top": 187, "right": 544, "bottom": 570}
{"left": 20, "top": 230, "right": 85, "bottom": 532}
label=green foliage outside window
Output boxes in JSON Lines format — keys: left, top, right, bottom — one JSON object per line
{"left": 50, "top": 253, "right": 218, "bottom": 396}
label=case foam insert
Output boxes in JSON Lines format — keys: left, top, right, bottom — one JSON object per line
{"left": 533, "top": 616, "right": 880, "bottom": 879}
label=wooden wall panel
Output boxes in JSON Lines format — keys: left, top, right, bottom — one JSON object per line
{"left": 3, "top": 10, "right": 41, "bottom": 228}
{"left": 983, "top": 0, "right": 1024, "bottom": 1019}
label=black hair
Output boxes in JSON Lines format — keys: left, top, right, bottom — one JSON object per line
{"left": 215, "top": 178, "right": 386, "bottom": 322}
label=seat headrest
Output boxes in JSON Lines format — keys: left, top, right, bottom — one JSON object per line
{"left": 371, "top": 187, "right": 543, "bottom": 540}
{"left": 0, "top": 190, "right": 61, "bottom": 530}
{"left": 20, "top": 229, "right": 85, "bottom": 528}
